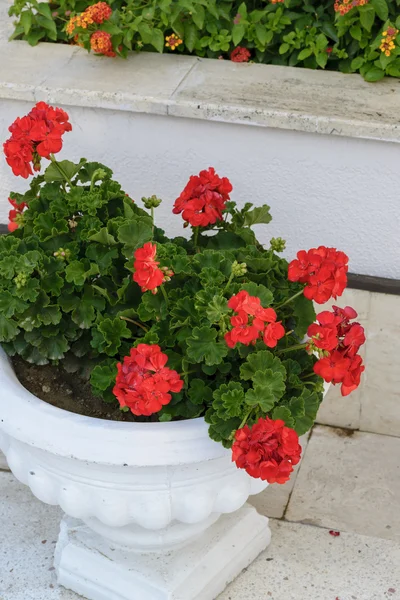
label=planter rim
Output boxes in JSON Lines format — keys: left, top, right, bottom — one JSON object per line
{"left": 0, "top": 348, "right": 226, "bottom": 466}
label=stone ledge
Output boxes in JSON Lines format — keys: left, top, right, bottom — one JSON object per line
{"left": 1, "top": 2, "right": 400, "bottom": 144}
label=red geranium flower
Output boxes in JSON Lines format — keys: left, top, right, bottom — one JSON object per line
{"left": 288, "top": 246, "right": 349, "bottom": 304}
{"left": 230, "top": 46, "right": 251, "bottom": 63}
{"left": 3, "top": 102, "right": 71, "bottom": 178}
{"left": 133, "top": 242, "right": 173, "bottom": 293}
{"left": 228, "top": 290, "right": 262, "bottom": 316}
{"left": 7, "top": 197, "right": 28, "bottom": 232}
{"left": 343, "top": 323, "right": 366, "bottom": 357}
{"left": 313, "top": 350, "right": 351, "bottom": 383}
{"left": 225, "top": 310, "right": 262, "bottom": 347}
{"left": 263, "top": 321, "right": 285, "bottom": 348}
{"left": 225, "top": 291, "right": 284, "bottom": 349}
{"left": 173, "top": 167, "right": 232, "bottom": 227}
{"left": 307, "top": 312, "right": 339, "bottom": 352}
{"left": 232, "top": 417, "right": 302, "bottom": 484}
{"left": 341, "top": 354, "right": 365, "bottom": 396}
{"left": 113, "top": 344, "right": 183, "bottom": 416}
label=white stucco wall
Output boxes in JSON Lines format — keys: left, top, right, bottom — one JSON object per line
{"left": 1, "top": 99, "right": 399, "bottom": 278}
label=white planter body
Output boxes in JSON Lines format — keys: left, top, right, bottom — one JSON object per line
{"left": 0, "top": 349, "right": 271, "bottom": 600}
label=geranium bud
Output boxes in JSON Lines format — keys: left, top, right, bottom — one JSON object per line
{"left": 270, "top": 237, "right": 286, "bottom": 252}
{"left": 231, "top": 260, "right": 247, "bottom": 277}
{"left": 142, "top": 195, "right": 162, "bottom": 209}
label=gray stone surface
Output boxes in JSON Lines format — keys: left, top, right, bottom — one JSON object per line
{"left": 38, "top": 52, "right": 198, "bottom": 116}
{"left": 286, "top": 425, "right": 400, "bottom": 542}
{"left": 220, "top": 519, "right": 400, "bottom": 600}
{"left": 0, "top": 10, "right": 399, "bottom": 142}
{"left": 2, "top": 472, "right": 400, "bottom": 600}
{"left": 170, "top": 59, "right": 400, "bottom": 142}
{"left": 360, "top": 292, "right": 400, "bottom": 437}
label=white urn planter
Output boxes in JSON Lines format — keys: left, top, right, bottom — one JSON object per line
{"left": 0, "top": 348, "right": 271, "bottom": 600}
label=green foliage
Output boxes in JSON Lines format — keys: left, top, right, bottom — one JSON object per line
{"left": 8, "top": 0, "right": 400, "bottom": 81}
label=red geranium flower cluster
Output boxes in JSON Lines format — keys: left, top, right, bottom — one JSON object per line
{"left": 310, "top": 306, "right": 365, "bottom": 396}
{"left": 288, "top": 246, "right": 349, "bottom": 304}
{"left": 232, "top": 417, "right": 302, "bottom": 484}
{"left": 173, "top": 167, "right": 232, "bottom": 227}
{"left": 113, "top": 344, "right": 183, "bottom": 416}
{"left": 224, "top": 290, "right": 285, "bottom": 349}
{"left": 8, "top": 197, "right": 28, "bottom": 232}
{"left": 230, "top": 46, "right": 251, "bottom": 62}
{"left": 133, "top": 242, "right": 173, "bottom": 293}
{"left": 3, "top": 102, "right": 72, "bottom": 179}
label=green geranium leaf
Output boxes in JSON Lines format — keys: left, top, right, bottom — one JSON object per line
{"left": 65, "top": 261, "right": 86, "bottom": 286}
{"left": 206, "top": 295, "right": 229, "bottom": 323}
{"left": 193, "top": 250, "right": 225, "bottom": 271}
{"left": 117, "top": 219, "right": 152, "bottom": 253}
{"left": 42, "top": 334, "right": 69, "bottom": 360}
{"left": 199, "top": 267, "right": 226, "bottom": 287}
{"left": 188, "top": 378, "right": 213, "bottom": 405}
{"left": 293, "top": 292, "right": 316, "bottom": 338}
{"left": 0, "top": 316, "right": 19, "bottom": 342}
{"left": 240, "top": 350, "right": 286, "bottom": 381}
{"left": 91, "top": 317, "right": 131, "bottom": 356}
{"left": 241, "top": 282, "right": 273, "bottom": 306}
{"left": 212, "top": 382, "right": 245, "bottom": 418}
{"left": 40, "top": 305, "right": 61, "bottom": 326}
{"left": 44, "top": 160, "right": 80, "bottom": 183}
{"left": 244, "top": 204, "right": 272, "bottom": 227}
{"left": 91, "top": 360, "right": 118, "bottom": 392}
{"left": 245, "top": 369, "right": 285, "bottom": 411}
{"left": 292, "top": 388, "right": 321, "bottom": 435}
{"left": 137, "top": 292, "right": 167, "bottom": 321}
{"left": 41, "top": 272, "right": 64, "bottom": 296}
{"left": 15, "top": 279, "right": 40, "bottom": 302}
{"left": 65, "top": 261, "right": 99, "bottom": 286}
{"left": 0, "top": 291, "right": 28, "bottom": 318}
{"left": 88, "top": 228, "right": 117, "bottom": 246}
{"left": 272, "top": 406, "right": 295, "bottom": 428}
{"left": 186, "top": 326, "right": 229, "bottom": 366}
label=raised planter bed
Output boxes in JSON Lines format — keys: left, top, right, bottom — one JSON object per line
{"left": 1, "top": 11, "right": 399, "bottom": 279}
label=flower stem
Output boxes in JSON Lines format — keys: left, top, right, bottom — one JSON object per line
{"left": 160, "top": 284, "right": 169, "bottom": 306}
{"left": 277, "top": 343, "right": 308, "bottom": 355}
{"left": 119, "top": 316, "right": 148, "bottom": 332}
{"left": 49, "top": 154, "right": 72, "bottom": 186}
{"left": 193, "top": 226, "right": 199, "bottom": 250}
{"left": 223, "top": 272, "right": 235, "bottom": 293}
{"left": 276, "top": 289, "right": 304, "bottom": 309}
{"left": 151, "top": 207, "right": 154, "bottom": 237}
{"left": 238, "top": 408, "right": 254, "bottom": 431}
{"left": 302, "top": 372, "right": 316, "bottom": 379}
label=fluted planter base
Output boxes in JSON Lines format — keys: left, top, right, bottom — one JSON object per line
{"left": 55, "top": 504, "right": 271, "bottom": 600}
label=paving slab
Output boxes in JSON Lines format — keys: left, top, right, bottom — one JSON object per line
{"left": 286, "top": 425, "right": 400, "bottom": 542}
{"left": 220, "top": 519, "right": 400, "bottom": 600}
{"left": 360, "top": 292, "right": 400, "bottom": 437}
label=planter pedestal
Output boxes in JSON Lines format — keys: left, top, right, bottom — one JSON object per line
{"left": 55, "top": 504, "right": 270, "bottom": 600}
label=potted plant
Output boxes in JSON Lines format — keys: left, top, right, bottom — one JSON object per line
{"left": 0, "top": 103, "right": 365, "bottom": 600}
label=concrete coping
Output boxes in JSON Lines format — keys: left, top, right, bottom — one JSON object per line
{"left": 1, "top": 4, "right": 400, "bottom": 143}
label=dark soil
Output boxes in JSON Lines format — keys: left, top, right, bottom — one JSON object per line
{"left": 11, "top": 355, "right": 136, "bottom": 422}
